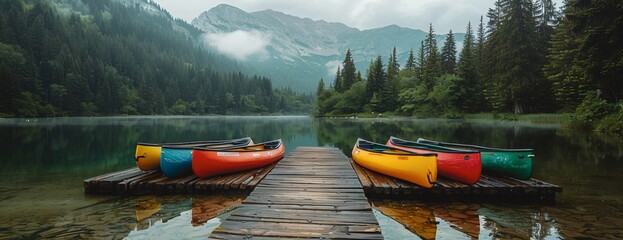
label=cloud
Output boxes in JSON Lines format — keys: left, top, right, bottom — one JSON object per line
{"left": 325, "top": 60, "right": 342, "bottom": 76}
{"left": 154, "top": 0, "right": 564, "bottom": 33}
{"left": 204, "top": 30, "right": 271, "bottom": 61}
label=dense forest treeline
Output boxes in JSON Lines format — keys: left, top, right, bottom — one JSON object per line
{"left": 314, "top": 0, "right": 622, "bottom": 131}
{"left": 0, "top": 0, "right": 312, "bottom": 117}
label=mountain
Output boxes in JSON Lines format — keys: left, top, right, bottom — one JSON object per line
{"left": 192, "top": 4, "right": 464, "bottom": 92}
{"left": 0, "top": 0, "right": 311, "bottom": 117}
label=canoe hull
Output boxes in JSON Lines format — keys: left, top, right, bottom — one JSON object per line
{"left": 481, "top": 151, "right": 533, "bottom": 180}
{"left": 192, "top": 140, "right": 285, "bottom": 177}
{"left": 352, "top": 139, "right": 437, "bottom": 188}
{"left": 386, "top": 138, "right": 482, "bottom": 185}
{"left": 417, "top": 138, "right": 534, "bottom": 180}
{"left": 159, "top": 137, "right": 254, "bottom": 178}
{"left": 160, "top": 148, "right": 194, "bottom": 178}
{"left": 135, "top": 144, "right": 161, "bottom": 171}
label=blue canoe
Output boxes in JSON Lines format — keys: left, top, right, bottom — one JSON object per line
{"left": 160, "top": 137, "right": 253, "bottom": 178}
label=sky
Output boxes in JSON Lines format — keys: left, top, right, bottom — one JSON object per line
{"left": 150, "top": 0, "right": 564, "bottom": 33}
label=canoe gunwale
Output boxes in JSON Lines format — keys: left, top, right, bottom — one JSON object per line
{"left": 389, "top": 136, "right": 479, "bottom": 154}
{"left": 193, "top": 139, "right": 283, "bottom": 153}
{"left": 416, "top": 138, "right": 534, "bottom": 152}
{"left": 161, "top": 137, "right": 252, "bottom": 150}
{"left": 138, "top": 137, "right": 252, "bottom": 148}
{"left": 356, "top": 138, "right": 437, "bottom": 157}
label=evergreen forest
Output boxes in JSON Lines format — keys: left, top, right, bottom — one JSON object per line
{"left": 0, "top": 0, "right": 312, "bottom": 117}
{"left": 314, "top": 0, "right": 622, "bottom": 132}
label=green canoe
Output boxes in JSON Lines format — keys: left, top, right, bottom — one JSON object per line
{"left": 416, "top": 138, "right": 534, "bottom": 180}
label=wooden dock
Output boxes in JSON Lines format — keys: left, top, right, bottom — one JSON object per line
{"left": 84, "top": 162, "right": 277, "bottom": 195}
{"left": 351, "top": 160, "right": 562, "bottom": 203}
{"left": 210, "top": 147, "right": 383, "bottom": 239}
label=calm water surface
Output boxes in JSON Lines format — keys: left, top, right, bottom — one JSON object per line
{"left": 0, "top": 116, "right": 622, "bottom": 239}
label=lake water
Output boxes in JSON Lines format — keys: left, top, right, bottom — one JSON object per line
{"left": 0, "top": 116, "right": 622, "bottom": 239}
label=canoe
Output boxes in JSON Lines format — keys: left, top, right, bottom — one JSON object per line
{"left": 160, "top": 137, "right": 253, "bottom": 178}
{"left": 192, "top": 139, "right": 285, "bottom": 178}
{"left": 352, "top": 138, "right": 437, "bottom": 188}
{"left": 387, "top": 136, "right": 482, "bottom": 185}
{"left": 135, "top": 137, "right": 252, "bottom": 171}
{"left": 416, "top": 138, "right": 534, "bottom": 180}
{"left": 135, "top": 197, "right": 161, "bottom": 222}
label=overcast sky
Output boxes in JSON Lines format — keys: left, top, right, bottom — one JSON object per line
{"left": 150, "top": 0, "right": 564, "bottom": 33}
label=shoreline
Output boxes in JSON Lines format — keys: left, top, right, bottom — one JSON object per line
{"left": 315, "top": 113, "right": 571, "bottom": 125}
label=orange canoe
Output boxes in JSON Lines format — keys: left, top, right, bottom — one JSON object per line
{"left": 192, "top": 139, "right": 285, "bottom": 177}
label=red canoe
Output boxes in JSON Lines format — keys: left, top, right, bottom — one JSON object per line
{"left": 386, "top": 136, "right": 482, "bottom": 185}
{"left": 192, "top": 139, "right": 285, "bottom": 177}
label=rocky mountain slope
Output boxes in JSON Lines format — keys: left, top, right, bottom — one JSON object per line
{"left": 193, "top": 4, "right": 464, "bottom": 92}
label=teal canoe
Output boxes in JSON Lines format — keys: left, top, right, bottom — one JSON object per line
{"left": 160, "top": 137, "right": 253, "bottom": 178}
{"left": 416, "top": 138, "right": 534, "bottom": 180}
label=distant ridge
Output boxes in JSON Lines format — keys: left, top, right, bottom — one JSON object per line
{"left": 193, "top": 4, "right": 464, "bottom": 92}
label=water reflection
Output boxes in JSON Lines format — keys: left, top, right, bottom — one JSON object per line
{"left": 374, "top": 201, "right": 437, "bottom": 239}
{"left": 374, "top": 201, "right": 563, "bottom": 239}
{"left": 1, "top": 117, "right": 622, "bottom": 239}
{"left": 373, "top": 200, "right": 621, "bottom": 239}
{"left": 315, "top": 118, "right": 623, "bottom": 206}
{"left": 0, "top": 194, "right": 244, "bottom": 239}
{"left": 0, "top": 116, "right": 315, "bottom": 178}
{"left": 126, "top": 195, "right": 243, "bottom": 240}
{"left": 191, "top": 195, "right": 243, "bottom": 226}
{"left": 135, "top": 197, "right": 161, "bottom": 222}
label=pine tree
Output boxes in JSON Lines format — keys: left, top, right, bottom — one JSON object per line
{"left": 440, "top": 30, "right": 457, "bottom": 75}
{"left": 383, "top": 48, "right": 399, "bottom": 112}
{"left": 423, "top": 23, "right": 441, "bottom": 91}
{"left": 457, "top": 22, "right": 480, "bottom": 112}
{"left": 486, "top": 0, "right": 506, "bottom": 36}
{"left": 404, "top": 48, "right": 416, "bottom": 71}
{"left": 483, "top": 0, "right": 553, "bottom": 113}
{"left": 316, "top": 78, "right": 325, "bottom": 96}
{"left": 545, "top": 0, "right": 622, "bottom": 108}
{"left": 333, "top": 66, "right": 342, "bottom": 92}
{"left": 380, "top": 76, "right": 398, "bottom": 112}
{"left": 356, "top": 71, "right": 362, "bottom": 83}
{"left": 341, "top": 49, "right": 356, "bottom": 91}
{"left": 473, "top": 15, "right": 490, "bottom": 111}
{"left": 566, "top": 0, "right": 623, "bottom": 102}
{"left": 417, "top": 41, "right": 426, "bottom": 81}
{"left": 475, "top": 15, "right": 485, "bottom": 71}
{"left": 365, "top": 56, "right": 385, "bottom": 104}
{"left": 387, "top": 47, "right": 400, "bottom": 80}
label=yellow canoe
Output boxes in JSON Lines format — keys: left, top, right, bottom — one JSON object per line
{"left": 134, "top": 137, "right": 253, "bottom": 171}
{"left": 352, "top": 138, "right": 438, "bottom": 188}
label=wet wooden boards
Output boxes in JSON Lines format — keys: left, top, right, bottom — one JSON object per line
{"left": 351, "top": 160, "right": 562, "bottom": 203}
{"left": 210, "top": 147, "right": 383, "bottom": 239}
{"left": 83, "top": 162, "right": 278, "bottom": 195}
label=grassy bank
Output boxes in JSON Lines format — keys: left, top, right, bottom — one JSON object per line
{"left": 317, "top": 112, "right": 572, "bottom": 124}
{"left": 464, "top": 113, "right": 571, "bottom": 124}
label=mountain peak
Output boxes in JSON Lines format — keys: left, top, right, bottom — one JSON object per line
{"left": 192, "top": 4, "right": 463, "bottom": 92}
{"left": 211, "top": 4, "right": 245, "bottom": 13}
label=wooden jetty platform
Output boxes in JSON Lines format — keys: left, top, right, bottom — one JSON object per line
{"left": 84, "top": 162, "right": 277, "bottom": 195}
{"left": 351, "top": 160, "right": 562, "bottom": 203}
{"left": 210, "top": 147, "right": 383, "bottom": 239}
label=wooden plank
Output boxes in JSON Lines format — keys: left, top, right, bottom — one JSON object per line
{"left": 85, "top": 168, "right": 148, "bottom": 194}
{"left": 85, "top": 159, "right": 276, "bottom": 195}
{"left": 84, "top": 167, "right": 141, "bottom": 183}
{"left": 116, "top": 171, "right": 162, "bottom": 195}
{"left": 350, "top": 160, "right": 373, "bottom": 191}
{"left": 241, "top": 202, "right": 372, "bottom": 211}
{"left": 211, "top": 147, "right": 383, "bottom": 239}
{"left": 212, "top": 222, "right": 382, "bottom": 240}
{"left": 349, "top": 158, "right": 561, "bottom": 202}
{"left": 361, "top": 168, "right": 392, "bottom": 195}
{"left": 241, "top": 161, "right": 279, "bottom": 190}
